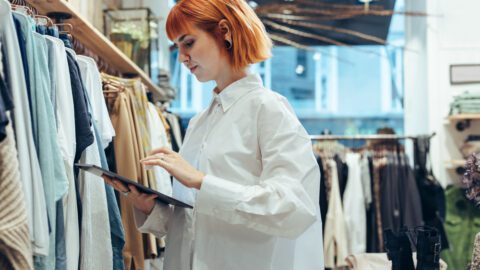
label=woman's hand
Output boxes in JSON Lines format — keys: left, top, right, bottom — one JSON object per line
{"left": 102, "top": 175, "right": 158, "bottom": 215}
{"left": 140, "top": 147, "right": 205, "bottom": 190}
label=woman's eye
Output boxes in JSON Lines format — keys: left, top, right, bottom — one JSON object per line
{"left": 184, "top": 40, "right": 194, "bottom": 48}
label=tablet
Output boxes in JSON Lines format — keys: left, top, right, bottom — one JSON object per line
{"left": 75, "top": 163, "right": 193, "bottom": 209}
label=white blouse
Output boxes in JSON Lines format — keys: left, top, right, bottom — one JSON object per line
{"left": 135, "top": 74, "right": 324, "bottom": 270}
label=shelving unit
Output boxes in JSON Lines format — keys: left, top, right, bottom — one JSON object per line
{"left": 444, "top": 159, "right": 466, "bottom": 175}
{"left": 447, "top": 114, "right": 480, "bottom": 131}
{"left": 25, "top": 0, "right": 167, "bottom": 100}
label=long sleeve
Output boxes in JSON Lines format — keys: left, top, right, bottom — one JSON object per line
{"left": 195, "top": 93, "right": 318, "bottom": 239}
{"left": 133, "top": 203, "right": 174, "bottom": 238}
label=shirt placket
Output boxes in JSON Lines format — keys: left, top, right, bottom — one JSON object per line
{"left": 196, "top": 97, "right": 222, "bottom": 170}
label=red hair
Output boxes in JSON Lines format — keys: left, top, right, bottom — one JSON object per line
{"left": 166, "top": 0, "right": 272, "bottom": 71}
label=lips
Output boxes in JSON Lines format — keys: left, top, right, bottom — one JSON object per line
{"left": 189, "top": 65, "right": 198, "bottom": 73}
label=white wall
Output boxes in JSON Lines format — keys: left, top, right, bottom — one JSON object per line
{"left": 404, "top": 0, "right": 480, "bottom": 186}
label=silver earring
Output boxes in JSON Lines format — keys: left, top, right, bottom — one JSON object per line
{"left": 225, "top": 40, "right": 232, "bottom": 49}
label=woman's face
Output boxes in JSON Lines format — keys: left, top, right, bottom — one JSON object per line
{"left": 174, "top": 26, "right": 230, "bottom": 82}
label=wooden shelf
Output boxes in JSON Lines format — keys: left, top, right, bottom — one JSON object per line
{"left": 26, "top": 0, "right": 167, "bottom": 99}
{"left": 448, "top": 114, "right": 480, "bottom": 121}
{"left": 444, "top": 159, "right": 466, "bottom": 168}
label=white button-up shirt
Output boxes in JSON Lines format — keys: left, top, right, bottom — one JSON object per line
{"left": 135, "top": 74, "right": 324, "bottom": 270}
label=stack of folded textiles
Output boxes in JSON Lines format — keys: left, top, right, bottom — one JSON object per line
{"left": 449, "top": 91, "right": 480, "bottom": 115}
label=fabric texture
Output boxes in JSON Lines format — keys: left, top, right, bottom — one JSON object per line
{"left": 43, "top": 36, "right": 79, "bottom": 270}
{"left": 146, "top": 102, "right": 173, "bottom": 196}
{"left": 135, "top": 74, "right": 324, "bottom": 270}
{"left": 323, "top": 160, "right": 349, "bottom": 268}
{"left": 78, "top": 56, "right": 124, "bottom": 270}
{"left": 441, "top": 186, "right": 480, "bottom": 270}
{"left": 0, "top": 117, "right": 32, "bottom": 270}
{"left": 469, "top": 233, "right": 480, "bottom": 270}
{"left": 346, "top": 252, "right": 448, "bottom": 270}
{"left": 343, "top": 153, "right": 367, "bottom": 254}
{"left": 0, "top": 2, "right": 49, "bottom": 257}
{"left": 108, "top": 89, "right": 148, "bottom": 270}
{"left": 73, "top": 51, "right": 113, "bottom": 270}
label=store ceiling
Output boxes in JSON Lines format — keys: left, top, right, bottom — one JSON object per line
{"left": 254, "top": 0, "right": 396, "bottom": 46}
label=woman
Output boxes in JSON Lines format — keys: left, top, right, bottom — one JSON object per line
{"left": 104, "top": 0, "right": 324, "bottom": 269}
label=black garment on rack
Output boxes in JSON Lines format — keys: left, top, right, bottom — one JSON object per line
{"left": 66, "top": 51, "right": 94, "bottom": 165}
{"left": 66, "top": 50, "right": 94, "bottom": 234}
{"left": 334, "top": 155, "right": 349, "bottom": 199}
{"left": 366, "top": 156, "right": 381, "bottom": 252}
{"left": 380, "top": 154, "right": 423, "bottom": 234}
{"left": 414, "top": 136, "right": 449, "bottom": 250}
{"left": 166, "top": 115, "right": 180, "bottom": 152}
{"left": 316, "top": 155, "right": 329, "bottom": 233}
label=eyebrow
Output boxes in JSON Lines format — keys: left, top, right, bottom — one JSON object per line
{"left": 177, "top": 34, "right": 188, "bottom": 43}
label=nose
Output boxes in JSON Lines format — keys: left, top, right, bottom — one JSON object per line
{"left": 178, "top": 50, "right": 190, "bottom": 65}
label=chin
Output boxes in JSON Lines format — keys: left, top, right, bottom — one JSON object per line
{"left": 194, "top": 74, "right": 211, "bottom": 83}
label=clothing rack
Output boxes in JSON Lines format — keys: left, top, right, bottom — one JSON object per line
{"left": 310, "top": 133, "right": 436, "bottom": 141}
{"left": 23, "top": 0, "right": 169, "bottom": 101}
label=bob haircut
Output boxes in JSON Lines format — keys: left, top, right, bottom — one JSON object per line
{"left": 166, "top": 0, "right": 272, "bottom": 71}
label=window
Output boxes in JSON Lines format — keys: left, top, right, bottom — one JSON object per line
{"left": 169, "top": 0, "right": 406, "bottom": 135}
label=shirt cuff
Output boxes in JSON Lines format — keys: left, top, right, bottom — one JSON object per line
{"left": 134, "top": 202, "right": 169, "bottom": 233}
{"left": 196, "top": 174, "right": 244, "bottom": 217}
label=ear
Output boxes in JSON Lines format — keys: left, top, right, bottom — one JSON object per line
{"left": 218, "top": 19, "right": 232, "bottom": 41}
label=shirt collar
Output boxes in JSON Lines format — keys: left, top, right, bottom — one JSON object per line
{"left": 212, "top": 74, "right": 263, "bottom": 112}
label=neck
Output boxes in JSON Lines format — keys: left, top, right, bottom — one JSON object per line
{"left": 214, "top": 68, "right": 248, "bottom": 94}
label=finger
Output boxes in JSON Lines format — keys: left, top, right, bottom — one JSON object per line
{"left": 147, "top": 147, "right": 174, "bottom": 156}
{"left": 141, "top": 158, "right": 171, "bottom": 169}
{"left": 102, "top": 175, "right": 114, "bottom": 186}
{"left": 129, "top": 185, "right": 141, "bottom": 196}
{"left": 141, "top": 154, "right": 164, "bottom": 162}
{"left": 147, "top": 194, "right": 158, "bottom": 200}
{"left": 113, "top": 180, "right": 129, "bottom": 192}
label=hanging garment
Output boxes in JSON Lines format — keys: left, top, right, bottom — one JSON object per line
{"left": 77, "top": 56, "right": 115, "bottom": 147}
{"left": 108, "top": 88, "right": 148, "bottom": 270}
{"left": 164, "top": 112, "right": 183, "bottom": 152}
{"left": 366, "top": 156, "right": 380, "bottom": 253}
{"left": 343, "top": 153, "right": 367, "bottom": 254}
{"left": 0, "top": 118, "right": 32, "bottom": 270}
{"left": 324, "top": 160, "right": 349, "bottom": 268}
{"left": 361, "top": 154, "right": 372, "bottom": 207}
{"left": 335, "top": 155, "right": 349, "bottom": 200}
{"left": 146, "top": 102, "right": 173, "bottom": 196}
{"left": 66, "top": 48, "right": 94, "bottom": 236}
{"left": 441, "top": 186, "right": 480, "bottom": 270}
{"left": 345, "top": 252, "right": 448, "bottom": 270}
{"left": 134, "top": 74, "right": 324, "bottom": 270}
{"left": 414, "top": 136, "right": 448, "bottom": 250}
{"left": 379, "top": 154, "right": 423, "bottom": 234}
{"left": 77, "top": 55, "right": 124, "bottom": 270}
{"left": 70, "top": 51, "right": 113, "bottom": 270}
{"left": 0, "top": 0, "right": 49, "bottom": 258}
{"left": 316, "top": 155, "right": 329, "bottom": 234}
{"left": 43, "top": 35, "right": 79, "bottom": 270}
{"left": 0, "top": 41, "right": 14, "bottom": 142}
{"left": 66, "top": 49, "right": 94, "bottom": 165}
{"left": 33, "top": 30, "right": 70, "bottom": 270}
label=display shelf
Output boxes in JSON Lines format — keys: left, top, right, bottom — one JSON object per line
{"left": 445, "top": 159, "right": 466, "bottom": 175}
{"left": 445, "top": 159, "right": 466, "bottom": 167}
{"left": 25, "top": 0, "right": 167, "bottom": 99}
{"left": 447, "top": 114, "right": 480, "bottom": 131}
{"left": 448, "top": 114, "right": 480, "bottom": 121}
